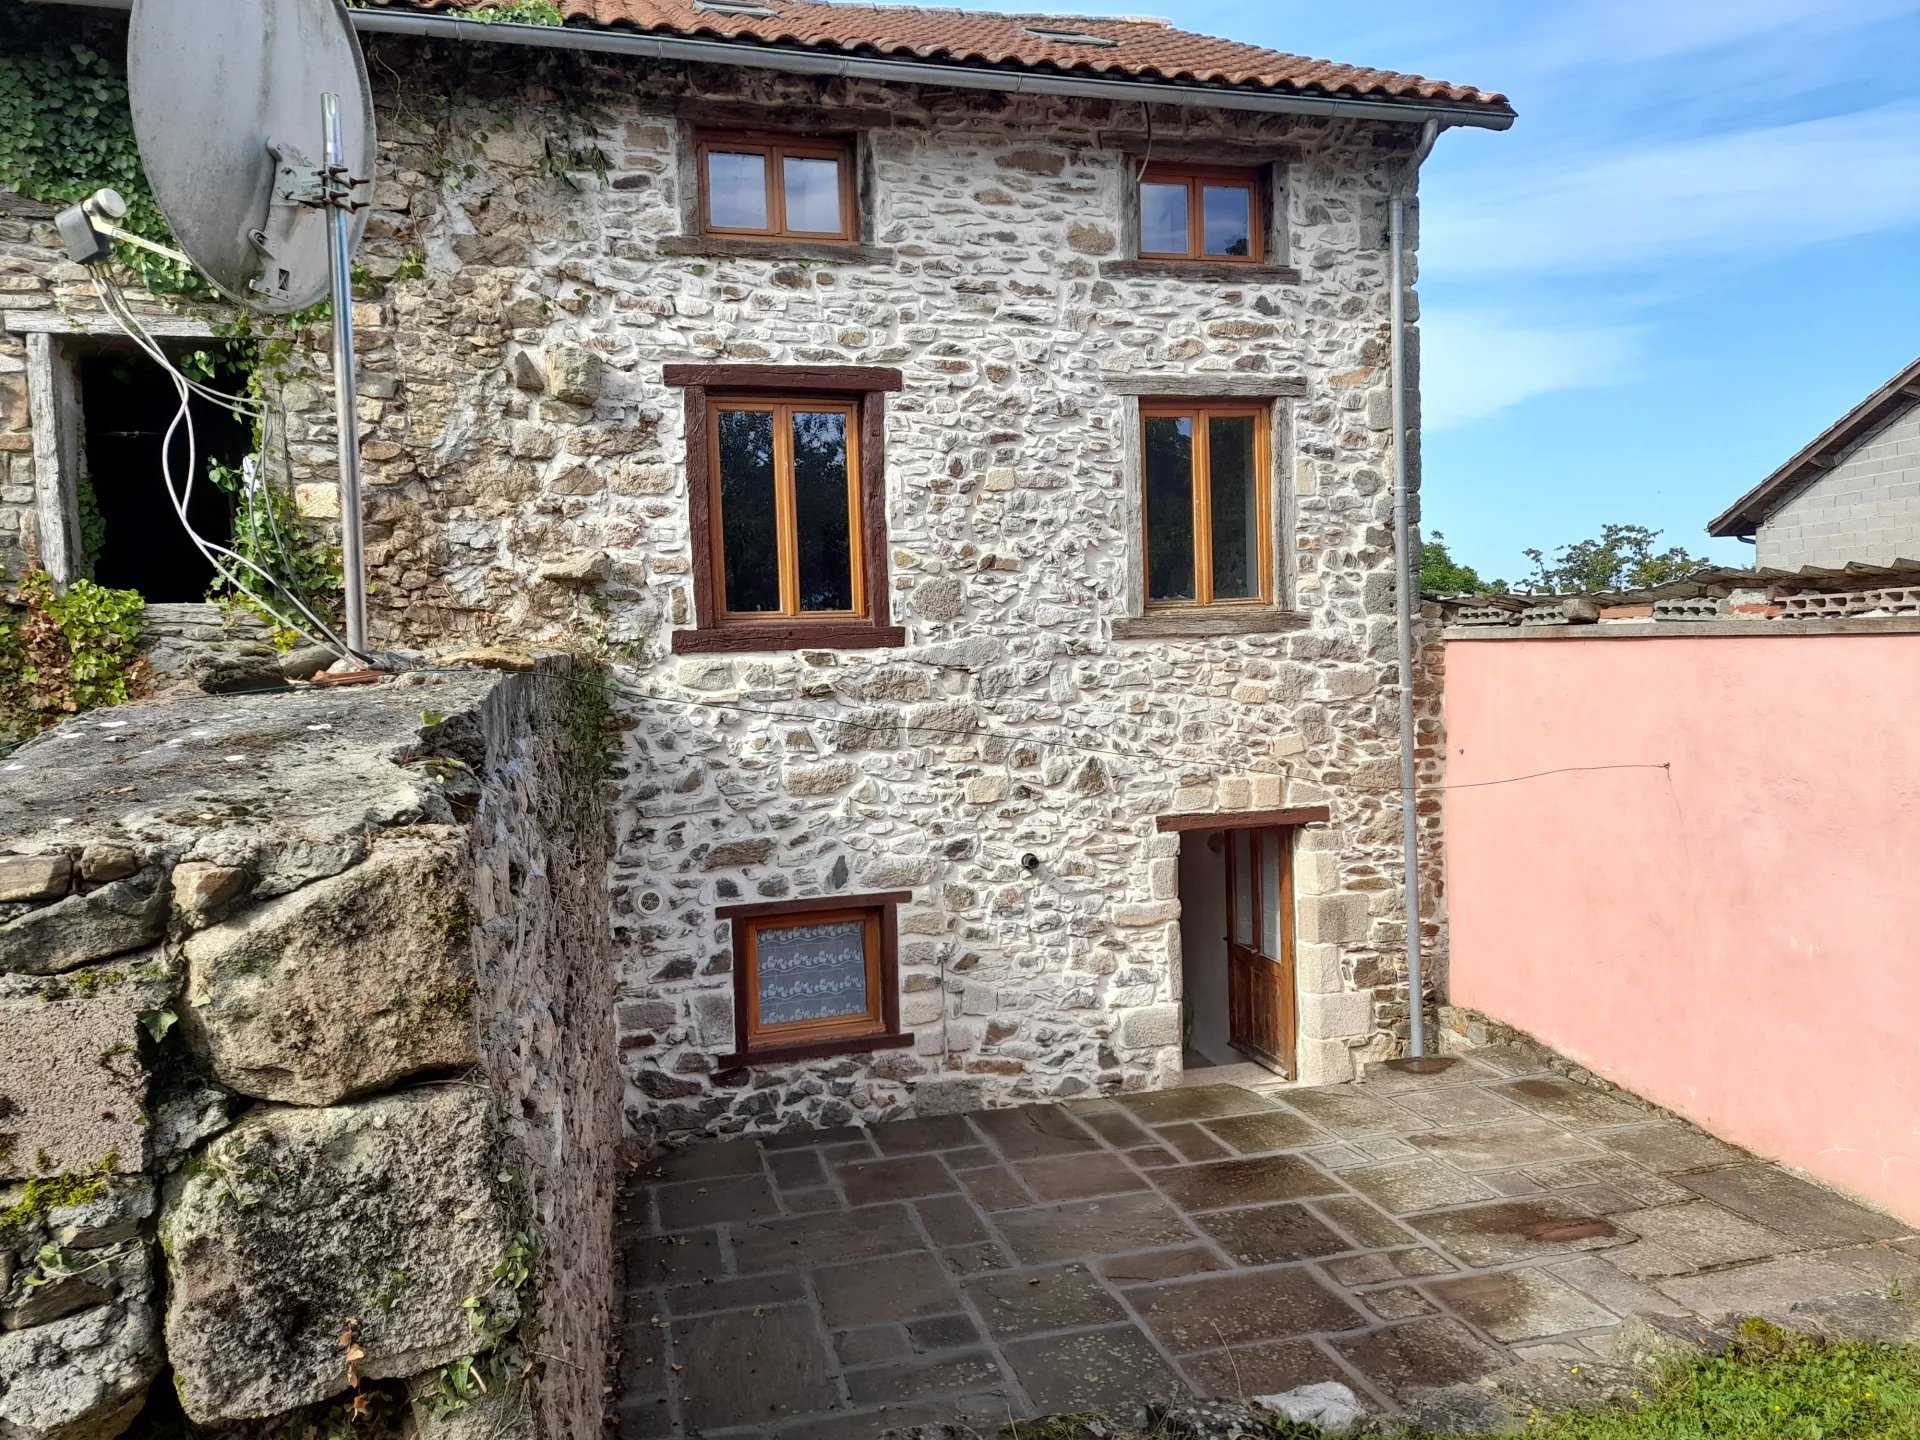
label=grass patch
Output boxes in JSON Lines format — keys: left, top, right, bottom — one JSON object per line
{"left": 1012, "top": 1325, "right": 1920, "bottom": 1440}
{"left": 1486, "top": 1323, "right": 1920, "bottom": 1439}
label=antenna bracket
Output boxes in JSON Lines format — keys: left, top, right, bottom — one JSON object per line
{"left": 251, "top": 140, "right": 370, "bottom": 305}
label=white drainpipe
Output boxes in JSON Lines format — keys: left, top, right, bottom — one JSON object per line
{"left": 1389, "top": 119, "right": 1441, "bottom": 1056}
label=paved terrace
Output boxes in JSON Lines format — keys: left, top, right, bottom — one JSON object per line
{"left": 615, "top": 1054, "right": 1918, "bottom": 1438}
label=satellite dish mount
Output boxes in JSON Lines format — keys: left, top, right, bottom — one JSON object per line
{"left": 57, "top": 0, "right": 381, "bottom": 659}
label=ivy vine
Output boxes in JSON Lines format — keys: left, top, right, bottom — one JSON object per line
{"left": 0, "top": 570, "right": 149, "bottom": 753}
{"left": 0, "top": 7, "right": 201, "bottom": 295}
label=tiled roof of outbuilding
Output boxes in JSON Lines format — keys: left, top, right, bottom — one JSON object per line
{"left": 363, "top": 0, "right": 1511, "bottom": 114}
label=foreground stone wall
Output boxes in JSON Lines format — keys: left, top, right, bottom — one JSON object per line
{"left": 2, "top": 25, "right": 1437, "bottom": 1145}
{"left": 0, "top": 661, "right": 614, "bottom": 1440}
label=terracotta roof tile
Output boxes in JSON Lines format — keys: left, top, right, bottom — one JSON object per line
{"left": 367, "top": 0, "right": 1509, "bottom": 112}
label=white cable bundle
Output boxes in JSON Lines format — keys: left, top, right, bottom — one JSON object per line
{"left": 90, "top": 268, "right": 361, "bottom": 662}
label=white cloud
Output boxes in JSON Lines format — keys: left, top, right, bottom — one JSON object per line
{"left": 1424, "top": 99, "right": 1920, "bottom": 278}
{"left": 1516, "top": 0, "right": 1920, "bottom": 68}
{"left": 1420, "top": 308, "right": 1645, "bottom": 430}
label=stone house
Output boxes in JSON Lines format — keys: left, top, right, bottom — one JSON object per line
{"left": 1708, "top": 354, "right": 1920, "bottom": 568}
{"left": 1, "top": 0, "right": 1512, "bottom": 1146}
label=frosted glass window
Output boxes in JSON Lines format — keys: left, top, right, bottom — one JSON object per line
{"left": 756, "top": 918, "right": 870, "bottom": 1026}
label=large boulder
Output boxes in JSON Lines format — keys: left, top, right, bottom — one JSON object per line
{"left": 180, "top": 836, "right": 477, "bottom": 1105}
{"left": 0, "top": 1258, "right": 160, "bottom": 1440}
{"left": 160, "top": 1088, "right": 516, "bottom": 1425}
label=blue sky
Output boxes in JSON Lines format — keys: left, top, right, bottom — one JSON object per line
{"left": 953, "top": 0, "right": 1920, "bottom": 580}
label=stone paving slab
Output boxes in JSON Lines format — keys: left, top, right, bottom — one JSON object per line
{"left": 615, "top": 1060, "right": 1919, "bottom": 1438}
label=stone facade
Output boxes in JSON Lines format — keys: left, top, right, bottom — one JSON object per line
{"left": 1756, "top": 400, "right": 1920, "bottom": 569}
{"left": 0, "top": 662, "right": 615, "bottom": 1440}
{"left": 2, "top": 35, "right": 1438, "bottom": 1146}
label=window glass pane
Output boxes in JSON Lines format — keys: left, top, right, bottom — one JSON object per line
{"left": 1140, "top": 181, "right": 1190, "bottom": 254}
{"left": 756, "top": 917, "right": 870, "bottom": 1026}
{"left": 1144, "top": 415, "right": 1195, "bottom": 602}
{"left": 1202, "top": 184, "right": 1254, "bottom": 257}
{"left": 782, "top": 155, "right": 844, "bottom": 235}
{"left": 715, "top": 408, "right": 779, "bottom": 613}
{"left": 1258, "top": 832, "right": 1282, "bottom": 959}
{"left": 790, "top": 409, "right": 854, "bottom": 613}
{"left": 1231, "top": 832, "right": 1254, "bottom": 947}
{"left": 1208, "top": 414, "right": 1261, "bottom": 601}
{"left": 707, "top": 150, "right": 769, "bottom": 230}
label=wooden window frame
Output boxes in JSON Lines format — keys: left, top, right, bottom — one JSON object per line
{"left": 1137, "top": 162, "right": 1266, "bottom": 265}
{"left": 706, "top": 396, "right": 866, "bottom": 623}
{"left": 1141, "top": 400, "right": 1274, "bottom": 610}
{"left": 715, "top": 892, "right": 914, "bottom": 1067}
{"left": 666, "top": 365, "right": 904, "bottom": 653}
{"left": 697, "top": 131, "right": 858, "bottom": 243}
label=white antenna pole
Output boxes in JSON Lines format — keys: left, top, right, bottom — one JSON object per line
{"left": 323, "top": 91, "right": 369, "bottom": 656}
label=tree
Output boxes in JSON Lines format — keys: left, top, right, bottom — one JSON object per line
{"left": 1520, "top": 524, "right": 1711, "bottom": 594}
{"left": 1419, "top": 531, "right": 1506, "bottom": 595}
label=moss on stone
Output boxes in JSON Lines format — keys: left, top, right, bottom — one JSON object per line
{"left": 0, "top": 1170, "right": 108, "bottom": 1238}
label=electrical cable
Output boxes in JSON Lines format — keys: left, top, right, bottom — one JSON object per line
{"left": 88, "top": 268, "right": 361, "bottom": 658}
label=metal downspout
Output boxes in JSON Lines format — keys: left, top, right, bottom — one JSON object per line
{"left": 1389, "top": 119, "right": 1441, "bottom": 1057}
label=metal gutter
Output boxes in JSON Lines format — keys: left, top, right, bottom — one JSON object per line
{"left": 37, "top": 0, "right": 1515, "bottom": 131}
{"left": 1388, "top": 118, "right": 1440, "bottom": 1059}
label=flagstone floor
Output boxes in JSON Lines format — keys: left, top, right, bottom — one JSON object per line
{"left": 613, "top": 1051, "right": 1918, "bottom": 1439}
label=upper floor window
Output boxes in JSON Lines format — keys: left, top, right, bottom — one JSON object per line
{"left": 664, "top": 364, "right": 904, "bottom": 653}
{"left": 1143, "top": 402, "right": 1271, "bottom": 607}
{"left": 1137, "top": 163, "right": 1265, "bottom": 264}
{"left": 711, "top": 397, "right": 862, "bottom": 619}
{"left": 697, "top": 133, "right": 856, "bottom": 242}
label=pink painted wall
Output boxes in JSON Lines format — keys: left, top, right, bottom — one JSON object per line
{"left": 1444, "top": 632, "right": 1920, "bottom": 1224}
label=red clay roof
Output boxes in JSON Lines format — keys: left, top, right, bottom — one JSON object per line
{"left": 370, "top": 0, "right": 1509, "bottom": 112}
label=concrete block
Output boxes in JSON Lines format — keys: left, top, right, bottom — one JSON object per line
{"left": 1295, "top": 1036, "right": 1353, "bottom": 1086}
{"left": 1148, "top": 859, "right": 1178, "bottom": 900}
{"left": 1293, "top": 850, "right": 1340, "bottom": 898}
{"left": 1118, "top": 1003, "right": 1182, "bottom": 1050}
{"left": 1297, "top": 893, "right": 1369, "bottom": 945}
{"left": 1295, "top": 941, "right": 1344, "bottom": 995}
{"left": 1114, "top": 901, "right": 1181, "bottom": 927}
{"left": 1299, "top": 988, "right": 1373, "bottom": 1041}
{"left": 0, "top": 997, "right": 147, "bottom": 1178}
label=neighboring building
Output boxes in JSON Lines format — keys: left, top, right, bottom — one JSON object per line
{"left": 1708, "top": 355, "right": 1920, "bottom": 568}
{"left": 0, "top": 0, "right": 1511, "bottom": 1143}
{"left": 1437, "top": 565, "right": 1920, "bottom": 1227}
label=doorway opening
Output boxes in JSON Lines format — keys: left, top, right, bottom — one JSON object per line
{"left": 77, "top": 343, "right": 248, "bottom": 601}
{"left": 1178, "top": 825, "right": 1297, "bottom": 1078}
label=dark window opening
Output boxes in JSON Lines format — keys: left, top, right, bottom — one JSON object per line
{"left": 80, "top": 344, "right": 250, "bottom": 602}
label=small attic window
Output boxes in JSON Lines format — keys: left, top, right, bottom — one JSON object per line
{"left": 1022, "top": 24, "right": 1119, "bottom": 46}
{"left": 695, "top": 0, "right": 778, "bottom": 16}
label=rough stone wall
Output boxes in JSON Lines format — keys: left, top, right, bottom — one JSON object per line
{"left": 1, "top": 33, "right": 1438, "bottom": 1143}
{"left": 464, "top": 667, "right": 618, "bottom": 1440}
{"left": 0, "top": 663, "right": 614, "bottom": 1440}
{"left": 1756, "top": 400, "right": 1920, "bottom": 569}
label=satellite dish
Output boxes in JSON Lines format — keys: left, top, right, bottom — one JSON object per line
{"left": 128, "top": 0, "right": 376, "bottom": 314}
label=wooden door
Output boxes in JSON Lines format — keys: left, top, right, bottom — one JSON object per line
{"left": 1224, "top": 827, "right": 1296, "bottom": 1076}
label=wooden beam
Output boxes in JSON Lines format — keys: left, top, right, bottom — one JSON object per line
{"left": 662, "top": 364, "right": 903, "bottom": 392}
{"left": 1103, "top": 372, "right": 1307, "bottom": 399}
{"left": 1156, "top": 805, "right": 1332, "bottom": 834}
